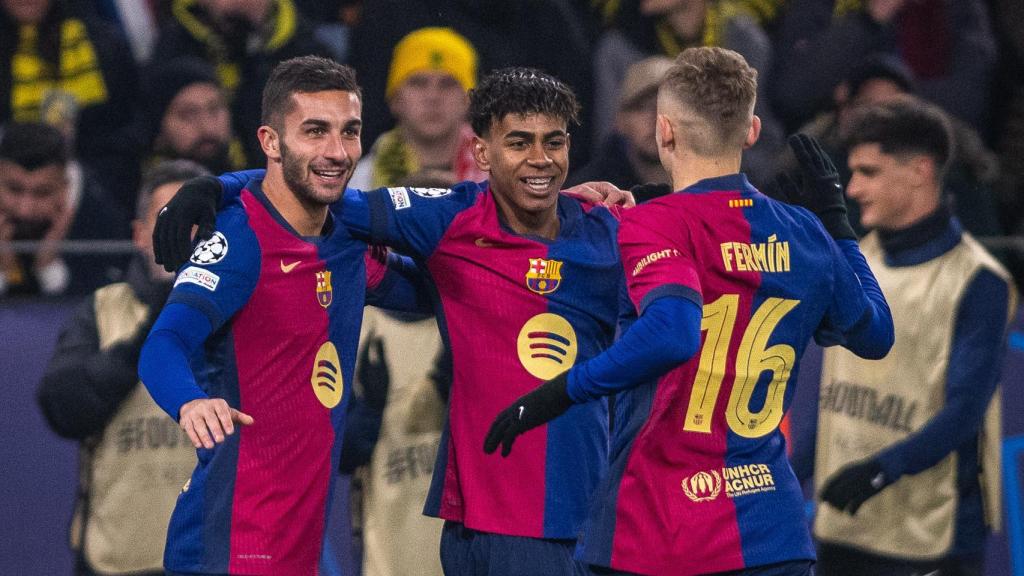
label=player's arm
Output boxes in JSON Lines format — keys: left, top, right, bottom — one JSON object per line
{"left": 766, "top": 134, "right": 894, "bottom": 358}
{"left": 141, "top": 212, "right": 259, "bottom": 448}
{"left": 37, "top": 296, "right": 150, "bottom": 439}
{"left": 821, "top": 270, "right": 1014, "bottom": 514}
{"left": 363, "top": 247, "right": 434, "bottom": 314}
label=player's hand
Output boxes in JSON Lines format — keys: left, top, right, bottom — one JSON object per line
{"left": 820, "top": 458, "right": 887, "bottom": 515}
{"left": 564, "top": 181, "right": 636, "bottom": 208}
{"left": 178, "top": 397, "right": 253, "bottom": 449}
{"left": 153, "top": 175, "right": 222, "bottom": 273}
{"left": 781, "top": 134, "right": 858, "bottom": 241}
{"left": 483, "top": 371, "right": 574, "bottom": 457}
{"left": 357, "top": 334, "right": 390, "bottom": 412}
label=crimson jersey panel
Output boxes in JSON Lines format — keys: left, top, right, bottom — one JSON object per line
{"left": 362, "top": 184, "right": 627, "bottom": 538}
{"left": 579, "top": 174, "right": 847, "bottom": 575}
{"left": 163, "top": 181, "right": 378, "bottom": 575}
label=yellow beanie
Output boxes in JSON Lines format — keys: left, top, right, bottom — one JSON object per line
{"left": 386, "top": 27, "right": 478, "bottom": 99}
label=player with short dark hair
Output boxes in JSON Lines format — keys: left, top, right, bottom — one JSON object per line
{"left": 484, "top": 46, "right": 895, "bottom": 575}
{"left": 138, "top": 55, "right": 425, "bottom": 576}
{"left": 844, "top": 101, "right": 954, "bottom": 180}
{"left": 153, "top": 66, "right": 632, "bottom": 575}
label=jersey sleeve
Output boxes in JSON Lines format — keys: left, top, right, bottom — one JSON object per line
{"left": 166, "top": 207, "right": 262, "bottom": 332}
{"left": 814, "top": 238, "right": 894, "bottom": 359}
{"left": 218, "top": 169, "right": 265, "bottom": 205}
{"left": 363, "top": 246, "right": 433, "bottom": 314}
{"left": 618, "top": 205, "right": 703, "bottom": 314}
{"left": 339, "top": 181, "right": 486, "bottom": 258}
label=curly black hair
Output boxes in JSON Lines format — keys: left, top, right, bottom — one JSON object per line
{"left": 468, "top": 67, "right": 580, "bottom": 137}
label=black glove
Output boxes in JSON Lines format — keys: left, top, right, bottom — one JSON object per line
{"left": 773, "top": 134, "right": 857, "bottom": 241}
{"left": 153, "top": 175, "right": 222, "bottom": 273}
{"left": 820, "top": 458, "right": 887, "bottom": 515}
{"left": 630, "top": 182, "right": 673, "bottom": 204}
{"left": 483, "top": 371, "right": 574, "bottom": 457}
{"left": 357, "top": 334, "right": 390, "bottom": 412}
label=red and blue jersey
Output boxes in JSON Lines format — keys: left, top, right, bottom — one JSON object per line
{"left": 143, "top": 179, "right": 401, "bottom": 575}
{"left": 343, "top": 182, "right": 628, "bottom": 539}
{"left": 573, "top": 174, "right": 890, "bottom": 574}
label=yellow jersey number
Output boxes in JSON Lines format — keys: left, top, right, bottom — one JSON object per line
{"left": 684, "top": 294, "right": 799, "bottom": 438}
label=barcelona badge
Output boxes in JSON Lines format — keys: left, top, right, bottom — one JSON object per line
{"left": 525, "top": 258, "right": 563, "bottom": 295}
{"left": 316, "top": 270, "right": 333, "bottom": 308}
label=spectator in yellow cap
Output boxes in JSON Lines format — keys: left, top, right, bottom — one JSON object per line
{"left": 350, "top": 27, "right": 487, "bottom": 190}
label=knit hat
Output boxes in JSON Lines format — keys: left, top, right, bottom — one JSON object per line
{"left": 141, "top": 57, "right": 222, "bottom": 142}
{"left": 386, "top": 27, "right": 477, "bottom": 99}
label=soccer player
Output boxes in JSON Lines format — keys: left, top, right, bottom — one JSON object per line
{"left": 137, "top": 56, "right": 426, "bottom": 576}
{"left": 154, "top": 68, "right": 631, "bottom": 574}
{"left": 484, "top": 47, "right": 895, "bottom": 575}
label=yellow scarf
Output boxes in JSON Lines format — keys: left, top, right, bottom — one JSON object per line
{"left": 11, "top": 19, "right": 108, "bottom": 121}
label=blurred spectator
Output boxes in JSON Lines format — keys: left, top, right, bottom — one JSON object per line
{"left": 351, "top": 305, "right": 448, "bottom": 576}
{"left": 591, "top": 0, "right": 784, "bottom": 184}
{"left": 567, "top": 55, "right": 671, "bottom": 198}
{"left": 349, "top": 27, "right": 486, "bottom": 190}
{"left": 0, "top": 121, "right": 129, "bottom": 297}
{"left": 149, "top": 0, "right": 332, "bottom": 163}
{"left": 772, "top": 0, "right": 997, "bottom": 133}
{"left": 348, "top": 0, "right": 595, "bottom": 167}
{"left": 0, "top": 0, "right": 141, "bottom": 211}
{"left": 88, "top": 0, "right": 160, "bottom": 64}
{"left": 804, "top": 100, "right": 1015, "bottom": 576}
{"left": 989, "top": 0, "right": 1024, "bottom": 234}
{"left": 776, "top": 55, "right": 1002, "bottom": 238}
{"left": 36, "top": 160, "right": 206, "bottom": 576}
{"left": 141, "top": 56, "right": 246, "bottom": 176}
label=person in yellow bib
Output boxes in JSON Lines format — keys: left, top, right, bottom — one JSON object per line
{"left": 808, "top": 98, "right": 1017, "bottom": 576}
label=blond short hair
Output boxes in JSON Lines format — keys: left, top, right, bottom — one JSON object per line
{"left": 660, "top": 47, "right": 757, "bottom": 155}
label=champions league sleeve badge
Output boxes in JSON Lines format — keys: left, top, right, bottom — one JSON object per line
{"left": 189, "top": 232, "right": 229, "bottom": 265}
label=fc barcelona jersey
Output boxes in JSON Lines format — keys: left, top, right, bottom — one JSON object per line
{"left": 160, "top": 179, "right": 390, "bottom": 575}
{"left": 348, "top": 182, "right": 628, "bottom": 539}
{"left": 577, "top": 174, "right": 876, "bottom": 574}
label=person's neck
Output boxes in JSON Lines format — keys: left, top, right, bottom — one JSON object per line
{"left": 402, "top": 125, "right": 461, "bottom": 170}
{"left": 261, "top": 166, "right": 328, "bottom": 236}
{"left": 668, "top": 151, "right": 742, "bottom": 192}
{"left": 492, "top": 194, "right": 560, "bottom": 240}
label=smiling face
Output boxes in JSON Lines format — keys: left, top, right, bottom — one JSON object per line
{"left": 473, "top": 112, "right": 569, "bottom": 233}
{"left": 260, "top": 90, "right": 362, "bottom": 207}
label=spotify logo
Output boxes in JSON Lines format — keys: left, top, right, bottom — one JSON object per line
{"left": 516, "top": 313, "right": 578, "bottom": 380}
{"left": 311, "top": 342, "right": 343, "bottom": 408}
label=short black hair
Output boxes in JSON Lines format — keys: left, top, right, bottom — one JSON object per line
{"left": 0, "top": 121, "right": 67, "bottom": 169}
{"left": 261, "top": 56, "right": 361, "bottom": 128}
{"left": 468, "top": 67, "right": 580, "bottom": 137}
{"left": 136, "top": 159, "right": 211, "bottom": 219}
{"left": 845, "top": 98, "right": 954, "bottom": 175}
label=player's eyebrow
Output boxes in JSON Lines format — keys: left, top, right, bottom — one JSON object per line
{"left": 503, "top": 129, "right": 566, "bottom": 141}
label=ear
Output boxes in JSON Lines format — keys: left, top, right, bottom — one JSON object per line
{"left": 656, "top": 113, "right": 675, "bottom": 152}
{"left": 743, "top": 115, "right": 762, "bottom": 150}
{"left": 472, "top": 136, "right": 490, "bottom": 173}
{"left": 131, "top": 218, "right": 146, "bottom": 251}
{"left": 258, "top": 125, "right": 281, "bottom": 161}
{"left": 908, "top": 154, "right": 935, "bottom": 187}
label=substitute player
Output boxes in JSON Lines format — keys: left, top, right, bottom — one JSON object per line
{"left": 138, "top": 57, "right": 426, "bottom": 575}
{"left": 155, "top": 68, "right": 632, "bottom": 574}
{"left": 484, "top": 47, "right": 895, "bottom": 575}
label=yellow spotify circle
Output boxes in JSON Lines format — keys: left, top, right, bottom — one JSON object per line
{"left": 311, "top": 342, "right": 343, "bottom": 408}
{"left": 517, "top": 313, "right": 578, "bottom": 380}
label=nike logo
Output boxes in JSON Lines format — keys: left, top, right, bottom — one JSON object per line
{"left": 280, "top": 260, "right": 301, "bottom": 273}
{"left": 518, "top": 406, "right": 525, "bottom": 420}
{"left": 474, "top": 237, "right": 497, "bottom": 248}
